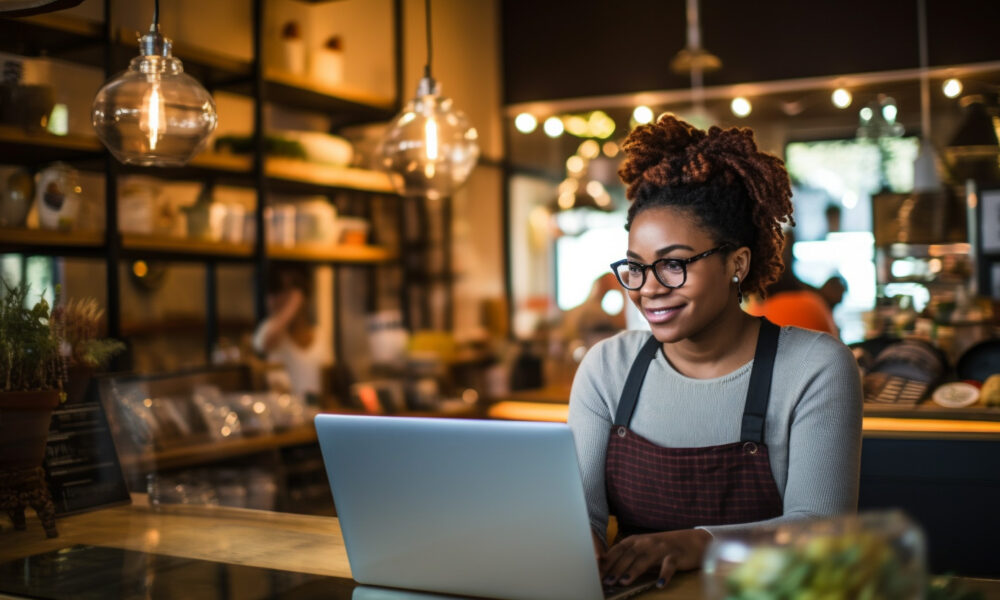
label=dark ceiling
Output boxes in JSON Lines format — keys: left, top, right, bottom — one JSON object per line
{"left": 501, "top": 0, "right": 1000, "bottom": 104}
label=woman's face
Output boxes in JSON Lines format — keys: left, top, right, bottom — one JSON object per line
{"left": 625, "top": 205, "right": 736, "bottom": 343}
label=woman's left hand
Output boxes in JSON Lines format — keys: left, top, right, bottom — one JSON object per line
{"left": 599, "top": 528, "right": 712, "bottom": 588}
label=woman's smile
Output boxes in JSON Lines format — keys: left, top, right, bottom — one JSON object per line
{"left": 643, "top": 303, "right": 685, "bottom": 324}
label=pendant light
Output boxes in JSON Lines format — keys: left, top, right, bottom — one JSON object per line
{"left": 91, "top": 0, "right": 218, "bottom": 167}
{"left": 912, "top": 0, "right": 944, "bottom": 193}
{"left": 377, "top": 0, "right": 479, "bottom": 200}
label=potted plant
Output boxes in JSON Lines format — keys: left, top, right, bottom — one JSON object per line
{"left": 0, "top": 278, "right": 124, "bottom": 537}
{"left": 56, "top": 297, "right": 126, "bottom": 404}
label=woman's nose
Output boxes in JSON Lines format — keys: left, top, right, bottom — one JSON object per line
{"left": 638, "top": 270, "right": 670, "bottom": 295}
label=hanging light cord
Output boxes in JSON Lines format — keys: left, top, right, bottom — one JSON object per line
{"left": 917, "top": 0, "right": 930, "bottom": 138}
{"left": 424, "top": 0, "right": 433, "bottom": 79}
{"left": 152, "top": 0, "right": 160, "bottom": 31}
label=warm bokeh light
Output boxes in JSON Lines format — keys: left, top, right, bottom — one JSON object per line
{"left": 588, "top": 111, "right": 616, "bottom": 138}
{"left": 943, "top": 78, "right": 963, "bottom": 98}
{"left": 731, "top": 97, "right": 752, "bottom": 117}
{"left": 585, "top": 180, "right": 604, "bottom": 198}
{"left": 558, "top": 191, "right": 575, "bottom": 210}
{"left": 565, "top": 115, "right": 589, "bottom": 137}
{"left": 566, "top": 155, "right": 585, "bottom": 174}
{"left": 578, "top": 139, "right": 600, "bottom": 159}
{"left": 602, "top": 141, "right": 619, "bottom": 157}
{"left": 558, "top": 178, "right": 579, "bottom": 195}
{"left": 832, "top": 88, "right": 852, "bottom": 108}
{"left": 132, "top": 260, "right": 149, "bottom": 278}
{"left": 514, "top": 112, "right": 537, "bottom": 133}
{"left": 632, "top": 105, "right": 654, "bottom": 124}
{"left": 543, "top": 116, "right": 564, "bottom": 137}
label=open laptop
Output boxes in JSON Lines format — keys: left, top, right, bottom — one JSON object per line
{"left": 315, "top": 414, "right": 656, "bottom": 600}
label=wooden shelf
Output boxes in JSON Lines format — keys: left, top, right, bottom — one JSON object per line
{"left": 268, "top": 243, "right": 395, "bottom": 264}
{"left": 0, "top": 14, "right": 104, "bottom": 68}
{"left": 121, "top": 316, "right": 254, "bottom": 337}
{"left": 0, "top": 227, "right": 103, "bottom": 246}
{"left": 186, "top": 152, "right": 253, "bottom": 173}
{"left": 265, "top": 157, "right": 397, "bottom": 194}
{"left": 261, "top": 68, "right": 396, "bottom": 126}
{"left": 0, "top": 227, "right": 105, "bottom": 256}
{"left": 122, "top": 424, "right": 319, "bottom": 472}
{"left": 112, "top": 27, "right": 251, "bottom": 88}
{"left": 0, "top": 125, "right": 103, "bottom": 164}
{"left": 117, "top": 234, "right": 392, "bottom": 264}
{"left": 121, "top": 234, "right": 254, "bottom": 259}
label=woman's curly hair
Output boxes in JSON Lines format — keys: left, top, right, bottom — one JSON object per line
{"left": 618, "top": 115, "right": 794, "bottom": 298}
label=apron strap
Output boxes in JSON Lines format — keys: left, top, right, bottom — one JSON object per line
{"left": 613, "top": 335, "right": 662, "bottom": 427}
{"left": 740, "top": 318, "right": 781, "bottom": 444}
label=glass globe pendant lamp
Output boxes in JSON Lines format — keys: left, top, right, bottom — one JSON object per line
{"left": 378, "top": 0, "right": 479, "bottom": 200}
{"left": 91, "top": 4, "right": 217, "bottom": 166}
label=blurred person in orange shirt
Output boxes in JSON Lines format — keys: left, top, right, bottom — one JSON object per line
{"left": 745, "top": 231, "right": 839, "bottom": 337}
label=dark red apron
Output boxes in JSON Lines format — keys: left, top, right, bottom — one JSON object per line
{"left": 605, "top": 318, "right": 784, "bottom": 539}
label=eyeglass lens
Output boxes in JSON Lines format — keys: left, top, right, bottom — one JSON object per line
{"left": 614, "top": 260, "right": 685, "bottom": 289}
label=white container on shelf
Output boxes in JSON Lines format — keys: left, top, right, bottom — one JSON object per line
{"left": 118, "top": 185, "right": 155, "bottom": 234}
{"left": 265, "top": 204, "right": 296, "bottom": 247}
{"left": 310, "top": 38, "right": 343, "bottom": 87}
{"left": 221, "top": 203, "right": 246, "bottom": 243}
{"left": 295, "top": 199, "right": 338, "bottom": 244}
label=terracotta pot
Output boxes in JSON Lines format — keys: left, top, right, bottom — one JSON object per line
{"left": 64, "top": 365, "right": 94, "bottom": 405}
{"left": 0, "top": 390, "right": 60, "bottom": 471}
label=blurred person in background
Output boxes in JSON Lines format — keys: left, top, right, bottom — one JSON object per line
{"left": 747, "top": 230, "right": 839, "bottom": 337}
{"left": 253, "top": 264, "right": 328, "bottom": 401}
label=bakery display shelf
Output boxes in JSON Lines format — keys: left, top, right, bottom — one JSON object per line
{"left": 863, "top": 402, "right": 1000, "bottom": 422}
{"left": 121, "top": 424, "right": 319, "bottom": 472}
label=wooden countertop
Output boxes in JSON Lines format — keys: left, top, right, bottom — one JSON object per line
{"left": 0, "top": 496, "right": 706, "bottom": 599}
{"left": 3, "top": 497, "right": 999, "bottom": 599}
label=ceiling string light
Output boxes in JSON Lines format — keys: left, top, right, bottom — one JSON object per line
{"left": 91, "top": 0, "right": 218, "bottom": 166}
{"left": 378, "top": 0, "right": 479, "bottom": 200}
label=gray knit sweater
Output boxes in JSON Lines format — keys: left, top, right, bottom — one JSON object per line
{"left": 567, "top": 325, "right": 863, "bottom": 539}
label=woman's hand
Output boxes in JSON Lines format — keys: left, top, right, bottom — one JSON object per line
{"left": 599, "top": 528, "right": 712, "bottom": 589}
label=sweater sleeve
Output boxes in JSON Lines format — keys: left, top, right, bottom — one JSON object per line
{"left": 567, "top": 338, "right": 620, "bottom": 540}
{"left": 700, "top": 334, "right": 863, "bottom": 537}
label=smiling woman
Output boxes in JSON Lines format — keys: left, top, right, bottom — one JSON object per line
{"left": 567, "top": 115, "right": 863, "bottom": 591}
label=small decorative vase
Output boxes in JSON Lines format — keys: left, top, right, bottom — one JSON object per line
{"left": 35, "top": 162, "right": 81, "bottom": 232}
{"left": 0, "top": 167, "right": 33, "bottom": 227}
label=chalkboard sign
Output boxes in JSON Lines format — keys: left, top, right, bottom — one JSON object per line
{"left": 42, "top": 378, "right": 130, "bottom": 515}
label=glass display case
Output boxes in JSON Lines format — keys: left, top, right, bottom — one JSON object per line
{"left": 703, "top": 511, "right": 926, "bottom": 600}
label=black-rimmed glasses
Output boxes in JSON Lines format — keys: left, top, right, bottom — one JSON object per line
{"left": 610, "top": 245, "right": 730, "bottom": 290}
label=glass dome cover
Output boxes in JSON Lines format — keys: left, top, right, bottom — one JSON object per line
{"left": 92, "top": 28, "right": 217, "bottom": 167}
{"left": 702, "top": 510, "right": 926, "bottom": 600}
{"left": 378, "top": 76, "right": 479, "bottom": 200}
